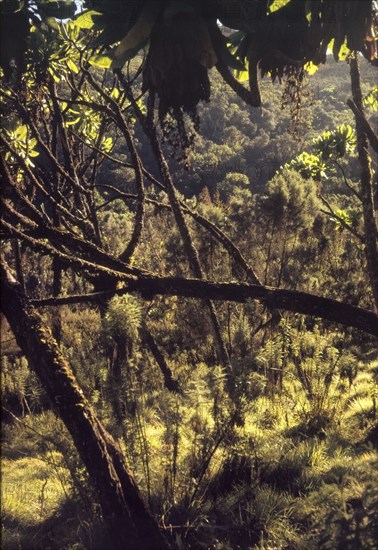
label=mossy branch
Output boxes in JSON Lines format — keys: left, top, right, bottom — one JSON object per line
{"left": 30, "top": 276, "right": 378, "bottom": 337}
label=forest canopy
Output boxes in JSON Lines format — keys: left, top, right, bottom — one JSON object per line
{"left": 1, "top": 1, "right": 378, "bottom": 549}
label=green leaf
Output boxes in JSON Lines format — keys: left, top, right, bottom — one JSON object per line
{"left": 63, "top": 20, "right": 80, "bottom": 41}
{"left": 109, "top": 87, "right": 120, "bottom": 100}
{"left": 73, "top": 10, "right": 101, "bottom": 29}
{"left": 363, "top": 87, "right": 378, "bottom": 112}
{"left": 113, "top": 0, "right": 160, "bottom": 62}
{"left": 330, "top": 209, "right": 352, "bottom": 230}
{"left": 286, "top": 152, "right": 327, "bottom": 180}
{"left": 43, "top": 16, "right": 60, "bottom": 30}
{"left": 100, "top": 136, "right": 113, "bottom": 152}
{"left": 337, "top": 41, "right": 350, "bottom": 61}
{"left": 89, "top": 53, "right": 113, "bottom": 68}
{"left": 313, "top": 124, "right": 356, "bottom": 160}
{"left": 66, "top": 58, "right": 79, "bottom": 73}
{"left": 49, "top": 69, "right": 62, "bottom": 82}
{"left": 268, "top": 0, "right": 290, "bottom": 13}
{"left": 15, "top": 125, "right": 27, "bottom": 140}
{"left": 328, "top": 39, "right": 350, "bottom": 61}
{"left": 304, "top": 61, "right": 318, "bottom": 76}
{"left": 234, "top": 66, "right": 249, "bottom": 83}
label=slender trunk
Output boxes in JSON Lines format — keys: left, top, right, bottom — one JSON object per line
{"left": 1, "top": 262, "right": 170, "bottom": 550}
{"left": 142, "top": 324, "right": 181, "bottom": 393}
{"left": 128, "top": 85, "right": 231, "bottom": 370}
{"left": 145, "top": 121, "right": 230, "bottom": 367}
{"left": 349, "top": 55, "right": 378, "bottom": 311}
{"left": 114, "top": 74, "right": 231, "bottom": 370}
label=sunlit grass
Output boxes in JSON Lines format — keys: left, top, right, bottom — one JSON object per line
{"left": 2, "top": 454, "right": 70, "bottom": 526}
{"left": 2, "top": 349, "right": 377, "bottom": 549}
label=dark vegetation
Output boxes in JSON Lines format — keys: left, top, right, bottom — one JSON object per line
{"left": 1, "top": 1, "right": 378, "bottom": 549}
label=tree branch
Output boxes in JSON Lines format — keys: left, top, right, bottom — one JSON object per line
{"left": 142, "top": 324, "right": 182, "bottom": 393}
{"left": 1, "top": 220, "right": 138, "bottom": 282}
{"left": 140, "top": 169, "right": 262, "bottom": 285}
{"left": 30, "top": 276, "right": 378, "bottom": 337}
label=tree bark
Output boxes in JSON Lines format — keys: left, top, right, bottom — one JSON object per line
{"left": 347, "top": 98, "right": 378, "bottom": 155}
{"left": 32, "top": 275, "right": 378, "bottom": 337}
{"left": 349, "top": 55, "right": 378, "bottom": 311}
{"left": 142, "top": 324, "right": 181, "bottom": 393}
{"left": 1, "top": 261, "right": 170, "bottom": 550}
{"left": 51, "top": 256, "right": 62, "bottom": 343}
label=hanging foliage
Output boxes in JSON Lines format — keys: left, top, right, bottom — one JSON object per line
{"left": 0, "top": 0, "right": 377, "bottom": 163}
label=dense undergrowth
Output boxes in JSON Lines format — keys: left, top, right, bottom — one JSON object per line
{"left": 2, "top": 333, "right": 378, "bottom": 549}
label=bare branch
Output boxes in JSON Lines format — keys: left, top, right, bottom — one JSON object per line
{"left": 1, "top": 220, "right": 138, "bottom": 282}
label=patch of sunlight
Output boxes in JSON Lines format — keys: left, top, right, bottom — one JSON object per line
{"left": 269, "top": 0, "right": 291, "bottom": 12}
{"left": 346, "top": 395, "right": 376, "bottom": 418}
{"left": 1, "top": 454, "right": 71, "bottom": 526}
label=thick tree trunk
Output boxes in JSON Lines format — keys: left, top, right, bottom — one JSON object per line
{"left": 1, "top": 262, "right": 170, "bottom": 550}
